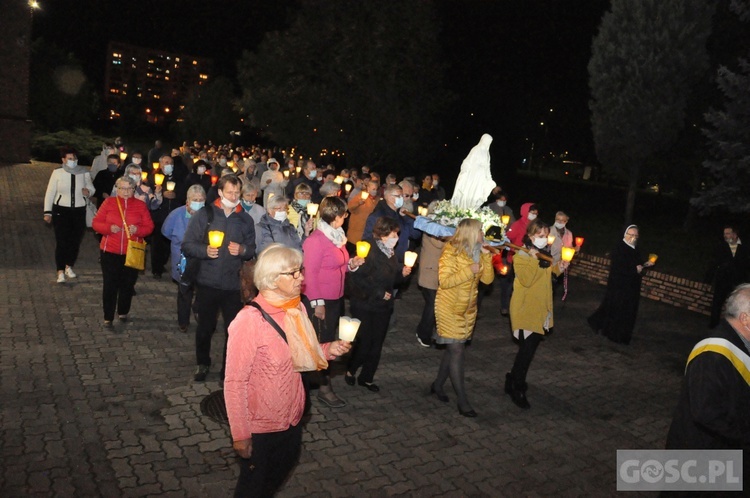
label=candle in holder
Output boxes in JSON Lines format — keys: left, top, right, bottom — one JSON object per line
{"left": 356, "top": 241, "right": 371, "bottom": 258}
{"left": 648, "top": 253, "right": 658, "bottom": 264}
{"left": 334, "top": 176, "right": 344, "bottom": 184}
{"left": 344, "top": 184, "right": 352, "bottom": 193}
{"left": 561, "top": 247, "right": 576, "bottom": 262}
{"left": 296, "top": 166, "right": 302, "bottom": 174}
{"left": 140, "top": 172, "right": 148, "bottom": 182}
{"left": 227, "top": 160, "right": 234, "bottom": 169}
{"left": 166, "top": 181, "right": 176, "bottom": 191}
{"left": 208, "top": 231, "right": 225, "bottom": 248}
{"left": 211, "top": 176, "right": 218, "bottom": 186}
{"left": 154, "top": 173, "right": 165, "bottom": 186}
{"left": 575, "top": 236, "right": 584, "bottom": 247}
{"left": 152, "top": 162, "right": 159, "bottom": 171}
{"left": 283, "top": 170, "right": 290, "bottom": 178}
{"left": 499, "top": 264, "right": 509, "bottom": 276}
{"left": 404, "top": 251, "right": 418, "bottom": 268}
{"left": 361, "top": 191, "right": 369, "bottom": 200}
{"left": 119, "top": 151, "right": 128, "bottom": 162}
{"left": 338, "top": 316, "right": 361, "bottom": 342}
{"left": 307, "top": 203, "right": 319, "bottom": 216}
{"left": 547, "top": 235, "right": 556, "bottom": 246}
{"left": 418, "top": 206, "right": 428, "bottom": 217}
{"left": 501, "top": 214, "right": 510, "bottom": 226}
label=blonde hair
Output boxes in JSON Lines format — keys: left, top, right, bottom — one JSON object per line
{"left": 253, "top": 243, "right": 303, "bottom": 291}
{"left": 449, "top": 218, "right": 482, "bottom": 255}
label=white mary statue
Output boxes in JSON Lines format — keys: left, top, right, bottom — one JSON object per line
{"left": 450, "top": 133, "right": 496, "bottom": 210}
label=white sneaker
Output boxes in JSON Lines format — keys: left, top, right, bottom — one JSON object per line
{"left": 56, "top": 272, "right": 66, "bottom": 283}
{"left": 64, "top": 267, "right": 77, "bottom": 278}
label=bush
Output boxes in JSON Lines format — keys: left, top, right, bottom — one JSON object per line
{"left": 31, "top": 128, "right": 113, "bottom": 165}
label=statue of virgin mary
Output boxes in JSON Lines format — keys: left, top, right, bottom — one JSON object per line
{"left": 450, "top": 134, "right": 497, "bottom": 210}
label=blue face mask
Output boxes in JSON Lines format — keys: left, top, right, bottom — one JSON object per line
{"left": 307, "top": 169, "right": 317, "bottom": 180}
{"left": 163, "top": 165, "right": 174, "bottom": 176}
{"left": 240, "top": 199, "right": 254, "bottom": 210}
{"left": 296, "top": 199, "right": 310, "bottom": 208}
{"left": 189, "top": 201, "right": 205, "bottom": 212}
{"left": 393, "top": 196, "right": 404, "bottom": 209}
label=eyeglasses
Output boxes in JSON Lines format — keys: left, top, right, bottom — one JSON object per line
{"left": 117, "top": 187, "right": 134, "bottom": 191}
{"left": 279, "top": 267, "right": 304, "bottom": 279}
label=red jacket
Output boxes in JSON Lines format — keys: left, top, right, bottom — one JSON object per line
{"left": 506, "top": 202, "right": 535, "bottom": 263}
{"left": 92, "top": 196, "right": 154, "bottom": 255}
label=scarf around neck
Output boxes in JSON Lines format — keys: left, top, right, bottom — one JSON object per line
{"left": 262, "top": 294, "right": 328, "bottom": 372}
{"left": 317, "top": 219, "right": 347, "bottom": 248}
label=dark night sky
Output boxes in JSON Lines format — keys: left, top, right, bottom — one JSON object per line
{"left": 30, "top": 0, "right": 609, "bottom": 165}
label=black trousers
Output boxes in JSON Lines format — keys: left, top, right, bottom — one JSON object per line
{"left": 150, "top": 223, "right": 171, "bottom": 276}
{"left": 52, "top": 205, "right": 86, "bottom": 271}
{"left": 234, "top": 423, "right": 302, "bottom": 498}
{"left": 194, "top": 285, "right": 243, "bottom": 377}
{"left": 347, "top": 302, "right": 392, "bottom": 383}
{"left": 310, "top": 297, "right": 343, "bottom": 386}
{"left": 416, "top": 287, "right": 437, "bottom": 344}
{"left": 176, "top": 281, "right": 194, "bottom": 327}
{"left": 509, "top": 332, "right": 543, "bottom": 386}
{"left": 100, "top": 251, "right": 139, "bottom": 321}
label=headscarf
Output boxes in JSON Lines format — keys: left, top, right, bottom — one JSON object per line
{"left": 623, "top": 224, "right": 638, "bottom": 249}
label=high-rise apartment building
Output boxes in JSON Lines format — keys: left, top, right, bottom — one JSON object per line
{"left": 104, "top": 41, "right": 212, "bottom": 123}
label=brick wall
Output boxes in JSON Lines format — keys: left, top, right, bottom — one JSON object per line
{"left": 0, "top": 1, "right": 32, "bottom": 164}
{"left": 569, "top": 253, "right": 712, "bottom": 316}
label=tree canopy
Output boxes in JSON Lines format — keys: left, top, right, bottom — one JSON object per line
{"left": 236, "top": 0, "right": 451, "bottom": 169}
{"left": 588, "top": 0, "right": 716, "bottom": 223}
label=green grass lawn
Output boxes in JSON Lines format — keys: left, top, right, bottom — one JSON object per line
{"left": 505, "top": 172, "right": 722, "bottom": 282}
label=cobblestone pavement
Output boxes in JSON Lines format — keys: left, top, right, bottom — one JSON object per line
{"left": 1, "top": 162, "right": 713, "bottom": 497}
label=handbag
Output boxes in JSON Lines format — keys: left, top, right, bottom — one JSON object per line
{"left": 116, "top": 198, "right": 146, "bottom": 271}
{"left": 85, "top": 197, "right": 98, "bottom": 228}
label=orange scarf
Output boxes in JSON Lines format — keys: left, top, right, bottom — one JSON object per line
{"left": 264, "top": 295, "right": 328, "bottom": 372}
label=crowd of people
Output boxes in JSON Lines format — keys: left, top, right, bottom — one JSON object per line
{"left": 42, "top": 139, "right": 750, "bottom": 495}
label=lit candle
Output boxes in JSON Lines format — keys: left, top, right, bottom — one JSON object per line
{"left": 561, "top": 247, "right": 576, "bottom": 262}
{"left": 334, "top": 176, "right": 344, "bottom": 184}
{"left": 211, "top": 176, "right": 218, "bottom": 186}
{"left": 208, "top": 230, "right": 225, "bottom": 248}
{"left": 140, "top": 172, "right": 148, "bottom": 182}
{"left": 227, "top": 160, "right": 234, "bottom": 169}
{"left": 344, "top": 184, "right": 352, "bottom": 192}
{"left": 499, "top": 264, "right": 509, "bottom": 276}
{"left": 154, "top": 173, "right": 165, "bottom": 186}
{"left": 338, "top": 316, "right": 361, "bottom": 342}
{"left": 501, "top": 214, "right": 510, "bottom": 226}
{"left": 296, "top": 166, "right": 302, "bottom": 174}
{"left": 283, "top": 170, "right": 290, "bottom": 178}
{"left": 547, "top": 235, "right": 556, "bottom": 246}
{"left": 575, "top": 237, "right": 584, "bottom": 247}
{"left": 356, "top": 241, "right": 371, "bottom": 258}
{"left": 307, "top": 203, "right": 319, "bottom": 216}
{"left": 361, "top": 191, "right": 369, "bottom": 200}
{"left": 152, "top": 162, "right": 159, "bottom": 171}
{"left": 119, "top": 152, "right": 127, "bottom": 162}
{"left": 418, "top": 206, "right": 428, "bottom": 217}
{"left": 166, "top": 181, "right": 176, "bottom": 191}
{"left": 648, "top": 253, "right": 658, "bottom": 264}
{"left": 404, "top": 251, "right": 418, "bottom": 268}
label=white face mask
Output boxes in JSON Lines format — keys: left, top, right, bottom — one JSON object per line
{"left": 197, "top": 166, "right": 206, "bottom": 175}
{"left": 66, "top": 159, "right": 78, "bottom": 169}
{"left": 132, "top": 157, "right": 142, "bottom": 165}
{"left": 273, "top": 211, "right": 288, "bottom": 222}
{"left": 412, "top": 193, "right": 419, "bottom": 201}
{"left": 129, "top": 174, "right": 140, "bottom": 184}
{"left": 220, "top": 194, "right": 239, "bottom": 209}
{"left": 554, "top": 221, "right": 566, "bottom": 229}
{"left": 497, "top": 200, "right": 506, "bottom": 207}
{"left": 383, "top": 236, "right": 398, "bottom": 249}
{"left": 163, "top": 165, "right": 174, "bottom": 175}
{"left": 533, "top": 237, "right": 548, "bottom": 249}
{"left": 527, "top": 213, "right": 537, "bottom": 221}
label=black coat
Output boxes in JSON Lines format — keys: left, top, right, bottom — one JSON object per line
{"left": 588, "top": 240, "right": 643, "bottom": 344}
{"left": 346, "top": 239, "right": 404, "bottom": 310}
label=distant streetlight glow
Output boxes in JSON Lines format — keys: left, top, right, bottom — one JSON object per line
{"left": 29, "top": 0, "right": 40, "bottom": 9}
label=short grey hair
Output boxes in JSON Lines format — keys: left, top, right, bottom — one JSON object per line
{"left": 186, "top": 184, "right": 206, "bottom": 201}
{"left": 384, "top": 184, "right": 402, "bottom": 197}
{"left": 319, "top": 181, "right": 341, "bottom": 197}
{"left": 125, "top": 164, "right": 142, "bottom": 176}
{"left": 724, "top": 284, "right": 750, "bottom": 319}
{"left": 265, "top": 195, "right": 289, "bottom": 212}
{"left": 241, "top": 182, "right": 259, "bottom": 196}
{"left": 116, "top": 176, "right": 136, "bottom": 189}
{"left": 253, "top": 243, "right": 303, "bottom": 291}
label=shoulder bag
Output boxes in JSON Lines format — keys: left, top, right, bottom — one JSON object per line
{"left": 116, "top": 198, "right": 147, "bottom": 271}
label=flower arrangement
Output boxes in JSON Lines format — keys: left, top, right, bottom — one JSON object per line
{"left": 430, "top": 200, "right": 506, "bottom": 237}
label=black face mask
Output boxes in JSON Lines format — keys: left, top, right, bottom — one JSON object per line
{"left": 107, "top": 163, "right": 119, "bottom": 172}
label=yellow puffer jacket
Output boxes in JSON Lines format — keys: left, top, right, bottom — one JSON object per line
{"left": 435, "top": 244, "right": 494, "bottom": 340}
{"left": 510, "top": 251, "right": 563, "bottom": 335}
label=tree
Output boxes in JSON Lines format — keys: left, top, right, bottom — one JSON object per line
{"left": 691, "top": 1, "right": 750, "bottom": 214}
{"left": 29, "top": 39, "right": 99, "bottom": 131}
{"left": 176, "top": 77, "right": 241, "bottom": 144}
{"left": 588, "top": 0, "right": 716, "bottom": 224}
{"left": 236, "top": 0, "right": 451, "bottom": 169}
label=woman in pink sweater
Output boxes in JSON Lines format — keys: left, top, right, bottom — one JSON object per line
{"left": 225, "top": 244, "right": 351, "bottom": 497}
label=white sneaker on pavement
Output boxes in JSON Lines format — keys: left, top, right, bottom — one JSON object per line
{"left": 64, "top": 267, "right": 77, "bottom": 278}
{"left": 56, "top": 272, "right": 66, "bottom": 283}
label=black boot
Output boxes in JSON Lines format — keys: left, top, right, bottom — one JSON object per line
{"left": 507, "top": 375, "right": 530, "bottom": 409}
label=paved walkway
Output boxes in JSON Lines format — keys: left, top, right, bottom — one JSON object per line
{"left": 0, "top": 162, "right": 713, "bottom": 497}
